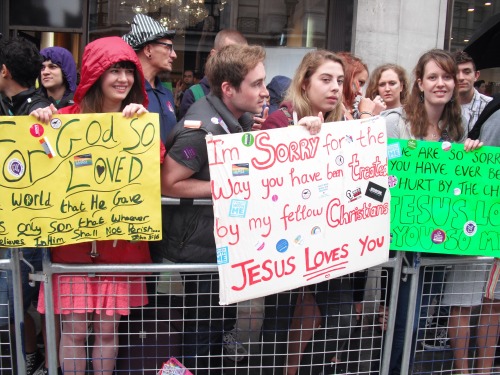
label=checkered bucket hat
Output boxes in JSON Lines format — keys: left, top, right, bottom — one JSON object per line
{"left": 123, "top": 14, "right": 176, "bottom": 51}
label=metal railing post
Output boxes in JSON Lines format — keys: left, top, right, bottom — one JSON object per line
{"left": 10, "top": 249, "right": 26, "bottom": 374}
{"left": 380, "top": 252, "right": 402, "bottom": 375}
{"left": 400, "top": 252, "right": 421, "bottom": 373}
{"left": 42, "top": 248, "right": 59, "bottom": 375}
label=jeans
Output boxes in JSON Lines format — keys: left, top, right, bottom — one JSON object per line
{"left": 0, "top": 248, "right": 43, "bottom": 327}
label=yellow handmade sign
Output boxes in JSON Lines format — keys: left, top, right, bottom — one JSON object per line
{"left": 0, "top": 113, "right": 162, "bottom": 248}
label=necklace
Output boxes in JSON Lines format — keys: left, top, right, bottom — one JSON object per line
{"left": 426, "top": 124, "right": 440, "bottom": 140}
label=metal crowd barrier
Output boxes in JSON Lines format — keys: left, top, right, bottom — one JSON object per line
{"left": 0, "top": 249, "right": 30, "bottom": 374}
{"left": 33, "top": 248, "right": 500, "bottom": 374}
{"left": 10, "top": 197, "right": 483, "bottom": 374}
{"left": 40, "top": 260, "right": 400, "bottom": 374}
{"left": 402, "top": 254, "right": 496, "bottom": 374}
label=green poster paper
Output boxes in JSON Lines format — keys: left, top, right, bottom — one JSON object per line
{"left": 388, "top": 138, "right": 500, "bottom": 256}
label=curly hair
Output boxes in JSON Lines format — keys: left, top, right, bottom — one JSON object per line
{"left": 0, "top": 37, "right": 43, "bottom": 88}
{"left": 365, "top": 64, "right": 409, "bottom": 106}
{"left": 284, "top": 49, "right": 345, "bottom": 122}
{"left": 405, "top": 49, "right": 463, "bottom": 141}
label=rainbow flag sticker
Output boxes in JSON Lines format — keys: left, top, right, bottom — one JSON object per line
{"left": 74, "top": 154, "right": 92, "bottom": 167}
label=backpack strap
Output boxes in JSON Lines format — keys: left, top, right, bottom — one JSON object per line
{"left": 468, "top": 94, "right": 500, "bottom": 140}
{"left": 189, "top": 84, "right": 206, "bottom": 102}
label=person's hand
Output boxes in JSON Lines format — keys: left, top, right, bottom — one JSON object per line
{"left": 252, "top": 106, "right": 269, "bottom": 131}
{"left": 342, "top": 103, "right": 354, "bottom": 120}
{"left": 378, "top": 304, "right": 389, "bottom": 331}
{"left": 372, "top": 95, "right": 387, "bottom": 114}
{"left": 298, "top": 112, "right": 324, "bottom": 135}
{"left": 30, "top": 104, "right": 58, "bottom": 124}
{"left": 464, "top": 137, "right": 483, "bottom": 152}
{"left": 359, "top": 97, "right": 386, "bottom": 116}
{"left": 122, "top": 103, "right": 148, "bottom": 118}
{"left": 174, "top": 80, "right": 186, "bottom": 98}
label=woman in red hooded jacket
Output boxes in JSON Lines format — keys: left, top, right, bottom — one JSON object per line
{"left": 32, "top": 36, "right": 160, "bottom": 375}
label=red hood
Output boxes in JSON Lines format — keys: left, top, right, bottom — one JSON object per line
{"left": 74, "top": 36, "right": 148, "bottom": 108}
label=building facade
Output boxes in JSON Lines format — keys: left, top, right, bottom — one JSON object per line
{"left": 1, "top": 0, "right": 499, "bottom": 88}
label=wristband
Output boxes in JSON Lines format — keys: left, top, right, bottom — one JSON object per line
{"left": 359, "top": 111, "right": 373, "bottom": 117}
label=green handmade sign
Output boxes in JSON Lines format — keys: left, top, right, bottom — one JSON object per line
{"left": 388, "top": 139, "right": 500, "bottom": 256}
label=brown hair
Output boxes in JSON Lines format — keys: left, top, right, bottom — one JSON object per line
{"left": 337, "top": 52, "right": 369, "bottom": 110}
{"left": 80, "top": 61, "right": 144, "bottom": 113}
{"left": 284, "top": 49, "right": 345, "bottom": 122}
{"left": 454, "top": 50, "right": 476, "bottom": 71}
{"left": 205, "top": 44, "right": 265, "bottom": 99}
{"left": 365, "top": 63, "right": 409, "bottom": 105}
{"left": 405, "top": 49, "right": 463, "bottom": 141}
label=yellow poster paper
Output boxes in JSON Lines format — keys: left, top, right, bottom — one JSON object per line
{"left": 0, "top": 113, "right": 162, "bottom": 248}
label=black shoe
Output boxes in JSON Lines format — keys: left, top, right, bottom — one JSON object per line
{"left": 25, "top": 351, "right": 44, "bottom": 375}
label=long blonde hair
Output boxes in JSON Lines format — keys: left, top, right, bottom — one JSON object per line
{"left": 285, "top": 50, "right": 345, "bottom": 122}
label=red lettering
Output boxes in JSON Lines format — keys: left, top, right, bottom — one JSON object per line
{"left": 251, "top": 132, "right": 320, "bottom": 170}
{"left": 230, "top": 257, "right": 296, "bottom": 290}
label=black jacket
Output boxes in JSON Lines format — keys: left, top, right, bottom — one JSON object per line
{"left": 0, "top": 87, "right": 51, "bottom": 116}
{"left": 161, "top": 93, "right": 250, "bottom": 263}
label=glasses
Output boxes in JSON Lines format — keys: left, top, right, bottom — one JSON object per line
{"left": 152, "top": 41, "right": 174, "bottom": 52}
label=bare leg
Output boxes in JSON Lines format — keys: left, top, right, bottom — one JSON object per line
{"left": 286, "top": 290, "right": 321, "bottom": 375}
{"left": 448, "top": 305, "right": 472, "bottom": 373}
{"left": 60, "top": 312, "right": 89, "bottom": 375}
{"left": 476, "top": 298, "right": 500, "bottom": 375}
{"left": 24, "top": 313, "right": 38, "bottom": 354}
{"left": 92, "top": 312, "right": 120, "bottom": 374}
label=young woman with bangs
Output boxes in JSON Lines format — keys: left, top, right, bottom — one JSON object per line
{"left": 261, "top": 50, "right": 365, "bottom": 375}
{"left": 31, "top": 36, "right": 158, "bottom": 375}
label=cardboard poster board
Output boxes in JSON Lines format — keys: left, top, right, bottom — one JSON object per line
{"left": 207, "top": 118, "right": 390, "bottom": 305}
{"left": 388, "top": 138, "right": 500, "bottom": 256}
{"left": 0, "top": 113, "right": 162, "bottom": 247}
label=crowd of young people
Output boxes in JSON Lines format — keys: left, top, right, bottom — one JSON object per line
{"left": 0, "top": 13, "right": 499, "bottom": 375}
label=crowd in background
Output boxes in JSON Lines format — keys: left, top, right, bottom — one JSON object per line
{"left": 1, "top": 12, "right": 500, "bottom": 375}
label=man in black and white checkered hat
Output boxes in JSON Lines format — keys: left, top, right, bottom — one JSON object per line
{"left": 123, "top": 14, "right": 178, "bottom": 143}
